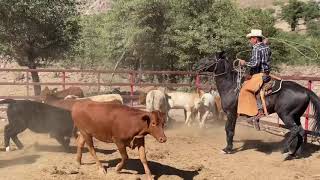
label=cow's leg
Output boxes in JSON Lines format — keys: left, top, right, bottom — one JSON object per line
{"left": 76, "top": 134, "right": 86, "bottom": 165}
{"left": 4, "top": 124, "right": 25, "bottom": 151}
{"left": 11, "top": 135, "right": 24, "bottom": 150}
{"left": 185, "top": 107, "right": 192, "bottom": 126}
{"left": 82, "top": 132, "right": 106, "bottom": 174}
{"left": 187, "top": 108, "right": 198, "bottom": 127}
{"left": 4, "top": 125, "right": 11, "bottom": 151}
{"left": 200, "top": 110, "right": 210, "bottom": 128}
{"left": 199, "top": 110, "right": 203, "bottom": 123}
{"left": 210, "top": 104, "right": 221, "bottom": 121}
{"left": 53, "top": 134, "right": 71, "bottom": 152}
{"left": 115, "top": 142, "right": 128, "bottom": 172}
{"left": 137, "top": 138, "right": 153, "bottom": 180}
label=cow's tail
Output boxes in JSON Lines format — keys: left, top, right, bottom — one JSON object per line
{"left": 72, "top": 125, "right": 79, "bottom": 139}
{"left": 151, "top": 93, "right": 155, "bottom": 111}
{"left": 308, "top": 90, "right": 320, "bottom": 136}
{"left": 0, "top": 99, "right": 15, "bottom": 105}
{"left": 146, "top": 92, "right": 154, "bottom": 112}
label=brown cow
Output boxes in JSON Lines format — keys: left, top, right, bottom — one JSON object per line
{"left": 72, "top": 102, "right": 167, "bottom": 180}
{"left": 40, "top": 86, "right": 84, "bottom": 102}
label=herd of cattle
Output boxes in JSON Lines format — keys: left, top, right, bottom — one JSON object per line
{"left": 0, "top": 86, "right": 223, "bottom": 179}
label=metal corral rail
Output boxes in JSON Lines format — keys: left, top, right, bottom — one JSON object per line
{"left": 0, "top": 68, "right": 319, "bottom": 141}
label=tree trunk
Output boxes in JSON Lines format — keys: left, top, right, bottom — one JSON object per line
{"left": 290, "top": 23, "right": 296, "bottom": 31}
{"left": 169, "top": 59, "right": 177, "bottom": 83}
{"left": 28, "top": 64, "right": 41, "bottom": 96}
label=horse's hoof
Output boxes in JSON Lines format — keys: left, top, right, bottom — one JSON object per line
{"left": 281, "top": 148, "right": 289, "bottom": 154}
{"left": 146, "top": 175, "right": 154, "bottom": 180}
{"left": 221, "top": 148, "right": 232, "bottom": 154}
{"left": 99, "top": 167, "right": 107, "bottom": 175}
{"left": 283, "top": 152, "right": 294, "bottom": 161}
{"left": 5, "top": 146, "right": 10, "bottom": 152}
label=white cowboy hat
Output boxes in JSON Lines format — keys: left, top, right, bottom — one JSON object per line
{"left": 246, "top": 29, "right": 264, "bottom": 38}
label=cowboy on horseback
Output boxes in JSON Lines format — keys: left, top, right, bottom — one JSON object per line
{"left": 238, "top": 29, "right": 272, "bottom": 130}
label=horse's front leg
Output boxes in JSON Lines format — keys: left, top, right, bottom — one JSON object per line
{"left": 222, "top": 111, "right": 237, "bottom": 154}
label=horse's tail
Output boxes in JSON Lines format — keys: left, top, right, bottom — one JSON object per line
{"left": 0, "top": 99, "right": 15, "bottom": 105}
{"left": 308, "top": 91, "right": 320, "bottom": 134}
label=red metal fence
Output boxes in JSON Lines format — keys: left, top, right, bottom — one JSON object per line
{"left": 0, "top": 68, "right": 319, "bottom": 140}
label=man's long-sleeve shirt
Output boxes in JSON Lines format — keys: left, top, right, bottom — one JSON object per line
{"left": 246, "top": 42, "right": 271, "bottom": 75}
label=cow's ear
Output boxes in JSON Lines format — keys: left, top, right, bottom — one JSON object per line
{"left": 142, "top": 114, "right": 151, "bottom": 126}
{"left": 197, "top": 89, "right": 204, "bottom": 97}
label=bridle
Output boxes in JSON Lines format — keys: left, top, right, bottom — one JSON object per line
{"left": 197, "top": 57, "right": 228, "bottom": 77}
{"left": 198, "top": 56, "right": 246, "bottom": 92}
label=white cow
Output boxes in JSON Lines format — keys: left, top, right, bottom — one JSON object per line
{"left": 167, "top": 91, "right": 203, "bottom": 126}
{"left": 145, "top": 89, "right": 170, "bottom": 123}
{"left": 198, "top": 89, "right": 225, "bottom": 128}
{"left": 198, "top": 92, "right": 218, "bottom": 128}
{"left": 65, "top": 94, "right": 123, "bottom": 104}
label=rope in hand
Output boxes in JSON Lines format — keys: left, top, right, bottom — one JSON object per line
{"left": 233, "top": 59, "right": 246, "bottom": 92}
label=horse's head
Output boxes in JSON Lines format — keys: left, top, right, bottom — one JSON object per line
{"left": 193, "top": 51, "right": 229, "bottom": 75}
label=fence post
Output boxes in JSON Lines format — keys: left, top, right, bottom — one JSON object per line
{"left": 129, "top": 73, "right": 135, "bottom": 106}
{"left": 26, "top": 71, "right": 29, "bottom": 98}
{"left": 304, "top": 80, "right": 312, "bottom": 143}
{"left": 97, "top": 72, "right": 101, "bottom": 93}
{"left": 62, "top": 71, "right": 66, "bottom": 90}
{"left": 195, "top": 74, "right": 200, "bottom": 91}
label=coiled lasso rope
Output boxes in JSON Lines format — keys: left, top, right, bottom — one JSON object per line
{"left": 233, "top": 59, "right": 246, "bottom": 91}
{"left": 235, "top": 37, "right": 319, "bottom": 62}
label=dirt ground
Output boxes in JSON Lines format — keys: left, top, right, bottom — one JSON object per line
{"left": 1, "top": 110, "right": 320, "bottom": 180}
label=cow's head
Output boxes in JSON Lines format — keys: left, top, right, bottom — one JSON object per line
{"left": 40, "top": 87, "right": 59, "bottom": 103}
{"left": 142, "top": 111, "right": 167, "bottom": 143}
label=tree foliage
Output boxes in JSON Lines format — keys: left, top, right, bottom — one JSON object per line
{"left": 281, "top": 0, "right": 320, "bottom": 31}
{"left": 75, "top": 0, "right": 319, "bottom": 75}
{"left": 280, "top": 0, "right": 305, "bottom": 31}
{"left": 77, "top": 0, "right": 278, "bottom": 71}
{"left": 0, "top": 0, "right": 81, "bottom": 95}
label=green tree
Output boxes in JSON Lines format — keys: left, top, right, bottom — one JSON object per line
{"left": 78, "top": 0, "right": 279, "bottom": 74}
{"left": 303, "top": 1, "right": 320, "bottom": 37}
{"left": 303, "top": 1, "right": 320, "bottom": 22}
{"left": 0, "top": 0, "right": 81, "bottom": 95}
{"left": 307, "top": 20, "right": 320, "bottom": 37}
{"left": 281, "top": 0, "right": 305, "bottom": 31}
{"left": 165, "top": 0, "right": 245, "bottom": 70}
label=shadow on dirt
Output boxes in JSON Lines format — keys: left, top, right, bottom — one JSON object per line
{"left": 103, "top": 158, "right": 200, "bottom": 180}
{"left": 0, "top": 155, "right": 40, "bottom": 168}
{"left": 33, "top": 144, "right": 117, "bottom": 155}
{"left": 235, "top": 132, "right": 320, "bottom": 158}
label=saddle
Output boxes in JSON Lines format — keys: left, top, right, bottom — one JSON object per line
{"left": 259, "top": 75, "right": 283, "bottom": 115}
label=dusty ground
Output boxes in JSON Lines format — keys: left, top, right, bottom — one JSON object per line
{"left": 0, "top": 110, "right": 320, "bottom": 180}
{"left": 1, "top": 63, "right": 320, "bottom": 180}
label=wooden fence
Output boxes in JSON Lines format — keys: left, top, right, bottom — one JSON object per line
{"left": 0, "top": 68, "right": 319, "bottom": 140}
